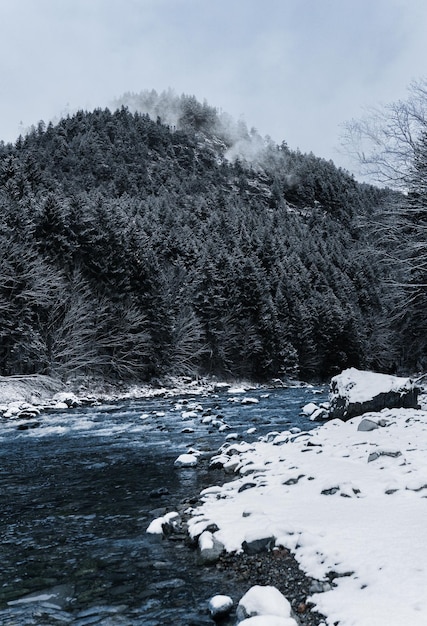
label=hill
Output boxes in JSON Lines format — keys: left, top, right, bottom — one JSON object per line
{"left": 0, "top": 93, "right": 399, "bottom": 382}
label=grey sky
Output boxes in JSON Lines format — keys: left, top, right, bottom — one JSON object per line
{"left": 1, "top": 0, "right": 427, "bottom": 175}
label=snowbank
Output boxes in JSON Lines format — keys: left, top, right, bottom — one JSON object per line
{"left": 189, "top": 406, "right": 427, "bottom": 626}
{"left": 0, "top": 375, "right": 65, "bottom": 404}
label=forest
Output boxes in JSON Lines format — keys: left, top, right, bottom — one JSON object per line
{"left": 0, "top": 90, "right": 422, "bottom": 383}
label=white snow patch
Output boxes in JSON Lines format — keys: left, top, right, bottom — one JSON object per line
{"left": 198, "top": 530, "right": 215, "bottom": 551}
{"left": 237, "top": 585, "right": 293, "bottom": 621}
{"left": 241, "top": 397, "right": 260, "bottom": 405}
{"left": 208, "top": 594, "right": 233, "bottom": 617}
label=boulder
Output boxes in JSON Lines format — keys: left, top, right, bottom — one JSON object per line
{"left": 329, "top": 368, "right": 420, "bottom": 421}
{"left": 236, "top": 585, "right": 294, "bottom": 622}
{"left": 197, "top": 530, "right": 224, "bottom": 564}
{"left": 357, "top": 418, "right": 379, "bottom": 432}
{"left": 242, "top": 536, "right": 275, "bottom": 554}
{"left": 208, "top": 594, "right": 233, "bottom": 619}
{"left": 174, "top": 453, "right": 198, "bottom": 468}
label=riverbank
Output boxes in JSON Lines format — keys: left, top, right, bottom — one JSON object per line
{"left": 185, "top": 402, "right": 427, "bottom": 626}
{"left": 0, "top": 373, "right": 312, "bottom": 417}
{"left": 6, "top": 372, "right": 425, "bottom": 625}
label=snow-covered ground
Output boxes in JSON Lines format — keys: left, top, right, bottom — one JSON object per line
{"left": 188, "top": 403, "right": 427, "bottom": 626}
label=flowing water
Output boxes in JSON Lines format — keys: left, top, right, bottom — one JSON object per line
{"left": 0, "top": 385, "right": 327, "bottom": 625}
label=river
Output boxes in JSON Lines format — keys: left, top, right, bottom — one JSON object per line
{"left": 0, "top": 385, "right": 327, "bottom": 625}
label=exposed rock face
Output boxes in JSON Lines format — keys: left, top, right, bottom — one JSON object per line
{"left": 329, "top": 368, "right": 420, "bottom": 421}
{"left": 242, "top": 536, "right": 276, "bottom": 555}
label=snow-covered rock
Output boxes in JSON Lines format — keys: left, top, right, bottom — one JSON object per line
{"left": 146, "top": 511, "right": 180, "bottom": 535}
{"left": 309, "top": 407, "right": 329, "bottom": 422}
{"left": 3, "top": 402, "right": 36, "bottom": 418}
{"left": 242, "top": 535, "right": 276, "bottom": 555}
{"left": 198, "top": 530, "right": 224, "bottom": 564}
{"left": 236, "top": 586, "right": 294, "bottom": 622}
{"left": 52, "top": 392, "right": 81, "bottom": 408}
{"left": 329, "top": 368, "right": 419, "bottom": 421}
{"left": 174, "top": 453, "right": 198, "bottom": 468}
{"left": 53, "top": 401, "right": 69, "bottom": 410}
{"left": 208, "top": 594, "right": 233, "bottom": 618}
{"left": 241, "top": 397, "right": 259, "bottom": 405}
{"left": 301, "top": 402, "right": 319, "bottom": 416}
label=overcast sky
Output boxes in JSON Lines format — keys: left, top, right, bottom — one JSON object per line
{"left": 1, "top": 0, "right": 427, "bottom": 175}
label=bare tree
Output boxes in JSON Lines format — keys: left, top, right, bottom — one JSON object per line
{"left": 43, "top": 270, "right": 152, "bottom": 380}
{"left": 168, "top": 306, "right": 207, "bottom": 376}
{"left": 342, "top": 79, "right": 427, "bottom": 189}
{"left": 342, "top": 79, "right": 427, "bottom": 369}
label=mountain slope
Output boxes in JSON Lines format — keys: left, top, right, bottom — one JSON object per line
{"left": 0, "top": 98, "right": 398, "bottom": 381}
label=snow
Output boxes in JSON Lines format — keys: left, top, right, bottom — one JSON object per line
{"left": 208, "top": 594, "right": 233, "bottom": 617}
{"left": 228, "top": 384, "right": 257, "bottom": 394}
{"left": 198, "top": 530, "right": 215, "bottom": 551}
{"left": 330, "top": 367, "right": 413, "bottom": 404}
{"left": 146, "top": 511, "right": 180, "bottom": 535}
{"left": 189, "top": 406, "right": 427, "bottom": 626}
{"left": 181, "top": 410, "right": 199, "bottom": 419}
{"left": 8, "top": 593, "right": 58, "bottom": 606}
{"left": 301, "top": 402, "right": 319, "bottom": 416}
{"left": 241, "top": 397, "right": 260, "bottom": 405}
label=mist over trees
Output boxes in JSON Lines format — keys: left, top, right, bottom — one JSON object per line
{"left": 0, "top": 91, "right": 413, "bottom": 382}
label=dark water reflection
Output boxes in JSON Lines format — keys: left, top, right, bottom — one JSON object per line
{"left": 0, "top": 386, "right": 327, "bottom": 625}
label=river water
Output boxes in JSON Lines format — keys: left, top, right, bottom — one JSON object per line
{"left": 0, "top": 385, "right": 327, "bottom": 625}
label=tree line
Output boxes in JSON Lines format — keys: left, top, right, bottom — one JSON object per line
{"left": 0, "top": 94, "right": 412, "bottom": 382}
